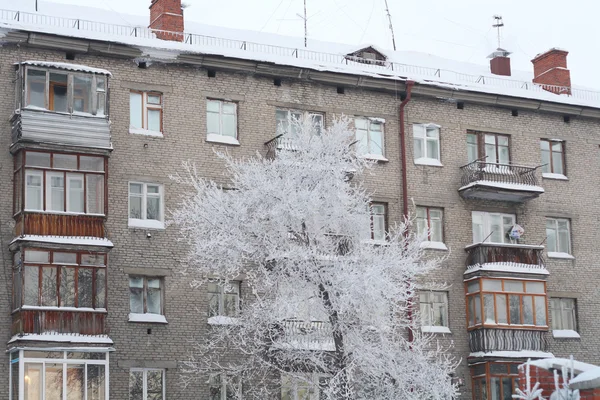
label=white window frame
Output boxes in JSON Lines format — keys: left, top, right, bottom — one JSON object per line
{"left": 66, "top": 173, "right": 85, "bottom": 213}
{"left": 208, "top": 281, "right": 240, "bottom": 318}
{"left": 129, "top": 91, "right": 163, "bottom": 135}
{"left": 25, "top": 169, "right": 44, "bottom": 211}
{"left": 549, "top": 297, "right": 577, "bottom": 331}
{"left": 369, "top": 203, "right": 387, "bottom": 242}
{"left": 354, "top": 117, "right": 386, "bottom": 160}
{"left": 276, "top": 109, "right": 324, "bottom": 136}
{"left": 546, "top": 217, "right": 572, "bottom": 256}
{"left": 281, "top": 373, "right": 329, "bottom": 400}
{"left": 472, "top": 211, "right": 516, "bottom": 244}
{"left": 206, "top": 99, "right": 238, "bottom": 144}
{"left": 209, "top": 374, "right": 242, "bottom": 399}
{"left": 46, "top": 171, "right": 65, "bottom": 212}
{"left": 413, "top": 123, "right": 441, "bottom": 166}
{"left": 419, "top": 291, "right": 449, "bottom": 329}
{"left": 416, "top": 206, "right": 444, "bottom": 244}
{"left": 128, "top": 182, "right": 165, "bottom": 229}
{"left": 129, "top": 368, "right": 165, "bottom": 400}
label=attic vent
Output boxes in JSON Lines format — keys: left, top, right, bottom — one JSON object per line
{"left": 362, "top": 52, "right": 376, "bottom": 60}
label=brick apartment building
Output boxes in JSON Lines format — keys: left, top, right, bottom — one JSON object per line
{"left": 0, "top": 0, "right": 599, "bottom": 399}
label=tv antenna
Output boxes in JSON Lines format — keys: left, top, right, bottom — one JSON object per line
{"left": 295, "top": 0, "right": 308, "bottom": 48}
{"left": 493, "top": 15, "right": 504, "bottom": 48}
{"left": 384, "top": 0, "right": 397, "bottom": 51}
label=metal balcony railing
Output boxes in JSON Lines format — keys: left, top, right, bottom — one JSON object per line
{"left": 460, "top": 160, "right": 540, "bottom": 188}
{"left": 275, "top": 319, "right": 334, "bottom": 351}
{"left": 469, "top": 328, "right": 548, "bottom": 353}
{"left": 465, "top": 242, "right": 545, "bottom": 269}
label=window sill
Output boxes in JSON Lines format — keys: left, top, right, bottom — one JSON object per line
{"left": 552, "top": 329, "right": 580, "bottom": 339}
{"left": 128, "top": 313, "right": 168, "bottom": 324}
{"left": 359, "top": 153, "right": 389, "bottom": 162}
{"left": 20, "top": 306, "right": 107, "bottom": 313}
{"left": 548, "top": 252, "right": 575, "bottom": 260}
{"left": 420, "top": 241, "right": 448, "bottom": 251}
{"left": 414, "top": 158, "right": 443, "bottom": 167}
{"left": 206, "top": 134, "right": 240, "bottom": 146}
{"left": 22, "top": 106, "right": 105, "bottom": 119}
{"left": 129, "top": 127, "right": 164, "bottom": 138}
{"left": 542, "top": 172, "right": 568, "bottom": 180}
{"left": 362, "top": 239, "right": 389, "bottom": 246}
{"left": 208, "top": 316, "right": 241, "bottom": 326}
{"left": 421, "top": 326, "right": 451, "bottom": 334}
{"left": 128, "top": 219, "right": 165, "bottom": 230}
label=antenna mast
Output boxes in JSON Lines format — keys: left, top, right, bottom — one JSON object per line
{"left": 384, "top": 0, "right": 397, "bottom": 51}
{"left": 493, "top": 15, "right": 504, "bottom": 48}
{"left": 303, "top": 0, "right": 307, "bottom": 48}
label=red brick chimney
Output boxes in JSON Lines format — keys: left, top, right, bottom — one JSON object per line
{"left": 488, "top": 48, "right": 512, "bottom": 76}
{"left": 149, "top": 0, "right": 184, "bottom": 42}
{"left": 531, "top": 48, "right": 571, "bottom": 95}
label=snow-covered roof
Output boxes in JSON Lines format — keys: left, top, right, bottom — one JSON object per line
{"left": 19, "top": 61, "right": 112, "bottom": 76}
{"left": 1, "top": 2, "right": 600, "bottom": 109}
{"left": 464, "top": 262, "right": 549, "bottom": 275}
{"left": 570, "top": 367, "right": 600, "bottom": 390}
{"left": 9, "top": 332, "right": 113, "bottom": 344}
{"left": 469, "top": 350, "right": 554, "bottom": 359}
{"left": 10, "top": 235, "right": 114, "bottom": 248}
{"left": 529, "top": 358, "right": 597, "bottom": 374}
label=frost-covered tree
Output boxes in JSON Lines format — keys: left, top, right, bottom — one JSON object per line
{"left": 170, "top": 116, "right": 458, "bottom": 399}
{"left": 513, "top": 359, "right": 545, "bottom": 400}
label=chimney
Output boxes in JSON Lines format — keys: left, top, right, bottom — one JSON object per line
{"left": 149, "top": 0, "right": 184, "bottom": 42}
{"left": 488, "top": 48, "right": 512, "bottom": 76}
{"left": 531, "top": 48, "right": 571, "bottom": 95}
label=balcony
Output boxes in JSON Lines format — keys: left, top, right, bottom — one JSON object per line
{"left": 469, "top": 328, "right": 548, "bottom": 353}
{"left": 465, "top": 242, "right": 547, "bottom": 275}
{"left": 270, "top": 319, "right": 335, "bottom": 352}
{"left": 265, "top": 134, "right": 297, "bottom": 158}
{"left": 12, "top": 308, "right": 107, "bottom": 336}
{"left": 459, "top": 161, "right": 544, "bottom": 202}
{"left": 15, "top": 213, "right": 105, "bottom": 238}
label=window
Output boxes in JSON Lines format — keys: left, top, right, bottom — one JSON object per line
{"left": 416, "top": 207, "right": 443, "bottom": 243}
{"left": 369, "top": 203, "right": 387, "bottom": 241}
{"left": 466, "top": 278, "right": 547, "bottom": 328}
{"left": 128, "top": 182, "right": 164, "bottom": 229}
{"left": 471, "top": 362, "right": 520, "bottom": 400}
{"left": 209, "top": 374, "right": 241, "bottom": 400}
{"left": 281, "top": 373, "right": 329, "bottom": 400}
{"left": 276, "top": 109, "right": 324, "bottom": 137}
{"left": 413, "top": 124, "right": 441, "bottom": 165}
{"left": 10, "top": 350, "right": 108, "bottom": 400}
{"left": 24, "top": 67, "right": 107, "bottom": 115}
{"left": 129, "top": 276, "right": 164, "bottom": 316}
{"left": 466, "top": 132, "right": 510, "bottom": 164}
{"left": 208, "top": 282, "right": 240, "bottom": 317}
{"left": 546, "top": 218, "right": 571, "bottom": 255}
{"left": 540, "top": 139, "right": 565, "bottom": 176}
{"left": 549, "top": 298, "right": 577, "bottom": 331}
{"left": 207, "top": 99, "right": 238, "bottom": 142}
{"left": 419, "top": 291, "right": 448, "bottom": 327}
{"left": 13, "top": 249, "right": 107, "bottom": 311}
{"left": 472, "top": 211, "right": 516, "bottom": 244}
{"left": 129, "top": 369, "right": 164, "bottom": 400}
{"left": 355, "top": 117, "right": 384, "bottom": 158}
{"left": 15, "top": 151, "right": 105, "bottom": 215}
{"left": 130, "top": 91, "right": 163, "bottom": 134}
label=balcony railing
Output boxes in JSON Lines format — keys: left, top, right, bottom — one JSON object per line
{"left": 465, "top": 242, "right": 545, "bottom": 269}
{"left": 272, "top": 319, "right": 334, "bottom": 351}
{"left": 12, "top": 309, "right": 108, "bottom": 336}
{"left": 15, "top": 213, "right": 105, "bottom": 238}
{"left": 469, "top": 328, "right": 548, "bottom": 353}
{"left": 264, "top": 134, "right": 298, "bottom": 158}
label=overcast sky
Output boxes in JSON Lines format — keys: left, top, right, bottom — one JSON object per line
{"left": 30, "top": 0, "right": 599, "bottom": 89}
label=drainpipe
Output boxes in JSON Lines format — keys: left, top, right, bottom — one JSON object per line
{"left": 399, "top": 80, "right": 415, "bottom": 342}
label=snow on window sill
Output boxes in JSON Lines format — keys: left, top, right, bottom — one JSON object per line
{"left": 208, "top": 316, "right": 241, "bottom": 326}
{"left": 21, "top": 305, "right": 107, "bottom": 313}
{"left": 23, "top": 209, "right": 105, "bottom": 217}
{"left": 414, "top": 157, "right": 443, "bottom": 167}
{"left": 553, "top": 329, "right": 580, "bottom": 339}
{"left": 129, "top": 127, "right": 164, "bottom": 137}
{"left": 421, "top": 326, "right": 451, "bottom": 334}
{"left": 128, "top": 313, "right": 168, "bottom": 324}
{"left": 420, "top": 241, "right": 448, "bottom": 251}
{"left": 128, "top": 219, "right": 165, "bottom": 230}
{"left": 362, "top": 239, "right": 389, "bottom": 246}
{"left": 359, "top": 153, "right": 388, "bottom": 162}
{"left": 548, "top": 252, "right": 574, "bottom": 260}
{"left": 206, "top": 134, "right": 240, "bottom": 146}
{"left": 542, "top": 172, "right": 568, "bottom": 180}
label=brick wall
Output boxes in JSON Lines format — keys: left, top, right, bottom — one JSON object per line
{"left": 518, "top": 365, "right": 600, "bottom": 399}
{"left": 149, "top": 0, "right": 184, "bottom": 41}
{"left": 532, "top": 49, "right": 572, "bottom": 94}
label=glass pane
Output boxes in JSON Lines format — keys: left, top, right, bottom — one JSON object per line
{"left": 355, "top": 118, "right": 367, "bottom": 130}
{"left": 147, "top": 370, "right": 164, "bottom": 399}
{"left": 73, "top": 75, "right": 93, "bottom": 113}
{"left": 26, "top": 152, "right": 51, "bottom": 168}
{"left": 484, "top": 134, "right": 496, "bottom": 144}
{"left": 482, "top": 279, "right": 502, "bottom": 291}
{"left": 431, "top": 218, "right": 443, "bottom": 242}
{"left": 490, "top": 364, "right": 507, "bottom": 374}
{"left": 504, "top": 281, "right": 524, "bottom": 292}
{"left": 484, "top": 294, "right": 495, "bottom": 323}
{"left": 222, "top": 114, "right": 236, "bottom": 137}
{"left": 130, "top": 92, "right": 143, "bottom": 129}
{"left": 147, "top": 196, "right": 161, "bottom": 221}
{"left": 552, "top": 152, "right": 563, "bottom": 174}
{"left": 129, "top": 195, "right": 142, "bottom": 219}
{"left": 96, "top": 269, "right": 106, "bottom": 309}
{"left": 474, "top": 294, "right": 481, "bottom": 325}
{"left": 49, "top": 73, "right": 68, "bottom": 112}
{"left": 502, "top": 377, "right": 513, "bottom": 400}
{"left": 467, "top": 280, "right": 479, "bottom": 293}
{"left": 209, "top": 292, "right": 219, "bottom": 317}
{"left": 496, "top": 294, "right": 508, "bottom": 324}
{"left": 97, "top": 93, "right": 106, "bottom": 116}
{"left": 552, "top": 142, "right": 562, "bottom": 152}
{"left": 66, "top": 364, "right": 85, "bottom": 400}
{"left": 80, "top": 156, "right": 105, "bottom": 172}
{"left": 413, "top": 138, "right": 423, "bottom": 159}
{"left": 48, "top": 174, "right": 65, "bottom": 212}
{"left": 87, "top": 174, "right": 105, "bottom": 214}
{"left": 53, "top": 154, "right": 77, "bottom": 170}
{"left": 498, "top": 136, "right": 509, "bottom": 146}
{"left": 491, "top": 377, "right": 501, "bottom": 400}
{"left": 540, "top": 140, "right": 550, "bottom": 151}
{"left": 25, "top": 250, "right": 49, "bottom": 263}
{"left": 509, "top": 295, "right": 520, "bottom": 324}
{"left": 81, "top": 254, "right": 104, "bottom": 266}
{"left": 148, "top": 109, "right": 161, "bottom": 132}
{"left": 426, "top": 138, "right": 439, "bottom": 160}
{"left": 148, "top": 94, "right": 161, "bottom": 105}
{"left": 467, "top": 143, "right": 478, "bottom": 163}
{"left": 222, "top": 103, "right": 235, "bottom": 114}
{"left": 27, "top": 69, "right": 46, "bottom": 108}
{"left": 147, "top": 284, "right": 162, "bottom": 314}
{"left": 523, "top": 296, "right": 534, "bottom": 324}
{"left": 24, "top": 266, "right": 39, "bottom": 306}
{"left": 207, "top": 100, "right": 220, "bottom": 112}
{"left": 78, "top": 268, "right": 93, "bottom": 308}
{"left": 24, "top": 363, "right": 43, "bottom": 400}
{"left": 41, "top": 267, "right": 57, "bottom": 306}
{"left": 372, "top": 214, "right": 385, "bottom": 240}
{"left": 558, "top": 221, "right": 570, "bottom": 253}
{"left": 87, "top": 365, "right": 105, "bottom": 400}
{"left": 356, "top": 129, "right": 368, "bottom": 155}
{"left": 207, "top": 112, "right": 220, "bottom": 134}
{"left": 370, "top": 130, "right": 383, "bottom": 155}
{"left": 96, "top": 77, "right": 106, "bottom": 91}
{"left": 546, "top": 223, "right": 557, "bottom": 253}
{"left": 541, "top": 149, "right": 551, "bottom": 174}
{"left": 490, "top": 214, "right": 502, "bottom": 243}
{"left": 485, "top": 143, "right": 497, "bottom": 163}
{"left": 526, "top": 282, "right": 545, "bottom": 294}
{"left": 498, "top": 146, "right": 510, "bottom": 164}
{"left": 129, "top": 371, "right": 144, "bottom": 400}
{"left": 468, "top": 296, "right": 475, "bottom": 326}
{"left": 223, "top": 293, "right": 238, "bottom": 316}
{"left": 68, "top": 175, "right": 84, "bottom": 213}
{"left": 535, "top": 296, "right": 547, "bottom": 326}
{"left": 60, "top": 267, "right": 76, "bottom": 307}
{"left": 129, "top": 277, "right": 144, "bottom": 314}
{"left": 45, "top": 363, "right": 64, "bottom": 400}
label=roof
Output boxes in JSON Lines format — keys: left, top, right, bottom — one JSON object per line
{"left": 19, "top": 60, "right": 112, "bottom": 76}
{"left": 1, "top": 1, "right": 600, "bottom": 109}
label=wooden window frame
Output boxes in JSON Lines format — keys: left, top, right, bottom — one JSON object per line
{"left": 128, "top": 276, "right": 165, "bottom": 315}
{"left": 464, "top": 277, "right": 548, "bottom": 330}
{"left": 209, "top": 374, "right": 242, "bottom": 400}
{"left": 130, "top": 90, "right": 163, "bottom": 133}
{"left": 467, "top": 131, "right": 511, "bottom": 164}
{"left": 17, "top": 248, "right": 108, "bottom": 311}
{"left": 470, "top": 362, "right": 520, "bottom": 400}
{"left": 207, "top": 281, "right": 240, "bottom": 317}
{"left": 369, "top": 202, "right": 388, "bottom": 241}
{"left": 540, "top": 139, "right": 566, "bottom": 175}
{"left": 355, "top": 117, "right": 385, "bottom": 156}
{"left": 419, "top": 291, "right": 449, "bottom": 327}
{"left": 545, "top": 217, "right": 572, "bottom": 254}
{"left": 129, "top": 368, "right": 166, "bottom": 400}
{"left": 549, "top": 297, "right": 578, "bottom": 331}
{"left": 416, "top": 206, "right": 444, "bottom": 242}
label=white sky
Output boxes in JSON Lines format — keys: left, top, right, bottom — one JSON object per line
{"left": 25, "top": 0, "right": 600, "bottom": 89}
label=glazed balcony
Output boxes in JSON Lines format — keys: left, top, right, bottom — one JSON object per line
{"left": 12, "top": 308, "right": 107, "bottom": 336}
{"left": 465, "top": 242, "right": 546, "bottom": 274}
{"left": 459, "top": 161, "right": 544, "bottom": 202}
{"left": 469, "top": 328, "right": 548, "bottom": 353}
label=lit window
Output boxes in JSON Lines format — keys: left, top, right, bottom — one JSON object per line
{"left": 207, "top": 99, "right": 238, "bottom": 141}
{"left": 369, "top": 203, "right": 387, "bottom": 241}
{"left": 355, "top": 117, "right": 384, "bottom": 157}
{"left": 540, "top": 139, "right": 565, "bottom": 176}
{"left": 129, "top": 276, "right": 164, "bottom": 316}
{"left": 472, "top": 211, "right": 515, "bottom": 244}
{"left": 549, "top": 297, "right": 577, "bottom": 331}
{"left": 128, "top": 182, "right": 164, "bottom": 229}
{"left": 416, "top": 206, "right": 443, "bottom": 243}
{"left": 130, "top": 91, "right": 163, "bottom": 133}
{"left": 281, "top": 373, "right": 329, "bottom": 400}
{"left": 129, "top": 369, "right": 164, "bottom": 400}
{"left": 208, "top": 282, "right": 240, "bottom": 317}
{"left": 209, "top": 374, "right": 241, "bottom": 400}
{"left": 419, "top": 291, "right": 448, "bottom": 327}
{"left": 546, "top": 217, "right": 571, "bottom": 255}
{"left": 413, "top": 124, "right": 441, "bottom": 164}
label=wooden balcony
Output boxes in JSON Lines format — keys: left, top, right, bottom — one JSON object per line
{"left": 15, "top": 213, "right": 105, "bottom": 237}
{"left": 12, "top": 309, "right": 107, "bottom": 336}
{"left": 469, "top": 328, "right": 548, "bottom": 353}
{"left": 459, "top": 161, "right": 544, "bottom": 202}
{"left": 465, "top": 242, "right": 545, "bottom": 271}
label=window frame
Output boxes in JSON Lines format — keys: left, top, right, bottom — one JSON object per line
{"left": 281, "top": 372, "right": 329, "bottom": 400}
{"left": 209, "top": 373, "right": 242, "bottom": 400}
{"left": 471, "top": 362, "right": 520, "bottom": 400}
{"left": 545, "top": 217, "right": 572, "bottom": 255}
{"left": 416, "top": 206, "right": 444, "bottom": 243}
{"left": 466, "top": 131, "right": 511, "bottom": 164}
{"left": 471, "top": 211, "right": 516, "bottom": 244}
{"left": 413, "top": 123, "right": 441, "bottom": 163}
{"left": 129, "top": 90, "right": 163, "bottom": 134}
{"left": 129, "top": 368, "right": 165, "bottom": 400}
{"left": 275, "top": 108, "right": 324, "bottom": 136}
{"left": 207, "top": 281, "right": 241, "bottom": 318}
{"left": 465, "top": 277, "right": 548, "bottom": 330}
{"left": 128, "top": 182, "right": 165, "bottom": 229}
{"left": 549, "top": 297, "right": 578, "bottom": 331}
{"left": 540, "top": 139, "right": 566, "bottom": 176}
{"left": 354, "top": 117, "right": 385, "bottom": 158}
{"left": 419, "top": 291, "right": 449, "bottom": 328}
{"left": 128, "top": 276, "right": 165, "bottom": 316}
{"left": 206, "top": 98, "right": 238, "bottom": 140}
{"left": 369, "top": 202, "right": 388, "bottom": 241}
